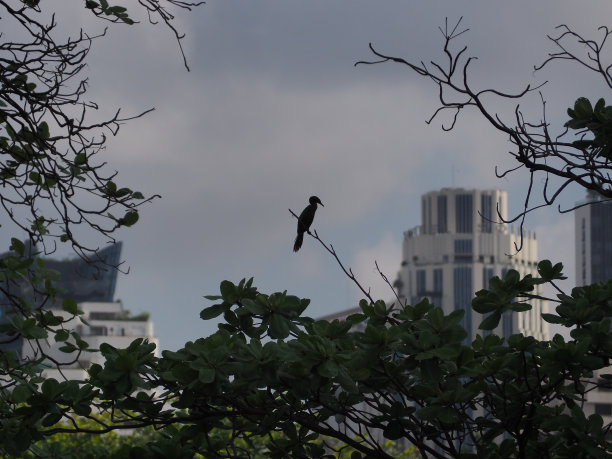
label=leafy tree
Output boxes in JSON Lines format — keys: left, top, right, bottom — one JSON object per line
{"left": 0, "top": 0, "right": 201, "bottom": 454}
{"left": 14, "top": 414, "right": 160, "bottom": 459}
{"left": 2, "top": 10, "right": 612, "bottom": 459}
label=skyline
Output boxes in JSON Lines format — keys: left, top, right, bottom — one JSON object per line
{"left": 2, "top": 1, "right": 609, "bottom": 350}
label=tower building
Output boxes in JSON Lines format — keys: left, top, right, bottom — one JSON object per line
{"left": 574, "top": 193, "right": 612, "bottom": 420}
{"left": 395, "top": 188, "right": 548, "bottom": 341}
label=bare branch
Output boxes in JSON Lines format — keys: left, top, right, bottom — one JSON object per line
{"left": 356, "top": 19, "right": 612, "bottom": 252}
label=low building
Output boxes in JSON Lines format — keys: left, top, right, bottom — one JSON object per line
{"left": 28, "top": 301, "right": 159, "bottom": 380}
{"left": 0, "top": 241, "right": 159, "bottom": 380}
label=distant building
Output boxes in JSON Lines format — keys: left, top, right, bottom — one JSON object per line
{"left": 575, "top": 193, "right": 612, "bottom": 286}
{"left": 33, "top": 301, "right": 159, "bottom": 380}
{"left": 44, "top": 242, "right": 122, "bottom": 304}
{"left": 574, "top": 193, "right": 612, "bottom": 422}
{"left": 0, "top": 241, "right": 159, "bottom": 378}
{"left": 395, "top": 188, "right": 548, "bottom": 341}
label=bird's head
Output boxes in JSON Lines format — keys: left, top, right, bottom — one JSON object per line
{"left": 309, "top": 196, "right": 323, "bottom": 207}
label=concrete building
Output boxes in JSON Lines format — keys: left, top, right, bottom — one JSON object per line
{"left": 574, "top": 193, "right": 612, "bottom": 422}
{"left": 395, "top": 188, "right": 548, "bottom": 341}
{"left": 575, "top": 193, "right": 612, "bottom": 286}
{"left": 25, "top": 301, "right": 159, "bottom": 380}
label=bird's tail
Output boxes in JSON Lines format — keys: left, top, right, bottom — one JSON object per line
{"left": 293, "top": 233, "right": 304, "bottom": 252}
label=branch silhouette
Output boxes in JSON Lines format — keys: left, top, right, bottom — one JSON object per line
{"left": 357, "top": 18, "right": 612, "bottom": 252}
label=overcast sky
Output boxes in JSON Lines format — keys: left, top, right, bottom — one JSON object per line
{"left": 6, "top": 1, "right": 611, "bottom": 350}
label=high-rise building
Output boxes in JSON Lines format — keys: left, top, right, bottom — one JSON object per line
{"left": 574, "top": 193, "right": 612, "bottom": 420}
{"left": 395, "top": 188, "right": 548, "bottom": 341}
{"left": 575, "top": 192, "right": 612, "bottom": 286}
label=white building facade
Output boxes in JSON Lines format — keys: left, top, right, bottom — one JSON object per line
{"left": 396, "top": 188, "right": 548, "bottom": 342}
{"left": 21, "top": 302, "right": 159, "bottom": 381}
{"left": 574, "top": 194, "right": 612, "bottom": 422}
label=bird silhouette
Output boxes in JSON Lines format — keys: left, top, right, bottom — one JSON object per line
{"left": 293, "top": 196, "right": 323, "bottom": 252}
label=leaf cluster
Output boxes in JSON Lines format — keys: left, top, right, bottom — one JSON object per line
{"left": 566, "top": 97, "right": 612, "bottom": 161}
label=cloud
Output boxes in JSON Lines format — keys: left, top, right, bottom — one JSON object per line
{"left": 349, "top": 232, "right": 403, "bottom": 305}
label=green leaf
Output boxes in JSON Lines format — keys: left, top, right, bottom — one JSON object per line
{"left": 200, "top": 304, "right": 226, "bottom": 320}
{"left": 479, "top": 311, "right": 501, "bottom": 330}
{"left": 54, "top": 330, "right": 70, "bottom": 342}
{"left": 503, "top": 269, "right": 520, "bottom": 285}
{"left": 21, "top": 318, "right": 47, "bottom": 339}
{"left": 41, "top": 378, "right": 59, "bottom": 397}
{"left": 542, "top": 313, "right": 566, "bottom": 324}
{"left": 383, "top": 421, "right": 404, "bottom": 440}
{"left": 197, "top": 368, "right": 215, "bottom": 384}
{"left": 243, "top": 298, "right": 267, "bottom": 315}
{"left": 58, "top": 343, "right": 77, "bottom": 353}
{"left": 29, "top": 171, "right": 42, "bottom": 185}
{"left": 220, "top": 280, "right": 238, "bottom": 303}
{"left": 62, "top": 298, "right": 79, "bottom": 315}
{"left": 12, "top": 385, "right": 30, "bottom": 403}
{"left": 42, "top": 412, "right": 63, "bottom": 427}
{"left": 317, "top": 359, "right": 339, "bottom": 378}
{"left": 269, "top": 313, "right": 290, "bottom": 339}
{"left": 74, "top": 153, "right": 87, "bottom": 165}
{"left": 10, "top": 238, "right": 25, "bottom": 256}
{"left": 510, "top": 303, "right": 532, "bottom": 312}
{"left": 120, "top": 211, "right": 139, "bottom": 227}
{"left": 37, "top": 121, "right": 50, "bottom": 139}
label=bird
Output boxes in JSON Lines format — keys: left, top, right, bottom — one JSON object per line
{"left": 293, "top": 196, "right": 323, "bottom": 252}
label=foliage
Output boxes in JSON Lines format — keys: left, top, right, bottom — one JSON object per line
{"left": 14, "top": 414, "right": 159, "bottom": 459}
{"left": 4, "top": 266, "right": 612, "bottom": 457}
{"left": 0, "top": 0, "right": 201, "bottom": 455}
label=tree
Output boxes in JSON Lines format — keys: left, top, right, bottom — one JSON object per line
{"left": 2, "top": 12, "right": 612, "bottom": 459}
{"left": 0, "top": 0, "right": 202, "bottom": 454}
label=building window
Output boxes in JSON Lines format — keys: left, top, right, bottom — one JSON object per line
{"left": 433, "top": 269, "right": 443, "bottom": 293}
{"left": 456, "top": 194, "right": 473, "bottom": 233}
{"left": 590, "top": 202, "right": 612, "bottom": 283}
{"left": 454, "top": 239, "right": 473, "bottom": 262}
{"left": 437, "top": 195, "right": 447, "bottom": 233}
{"left": 482, "top": 267, "right": 494, "bottom": 289}
{"left": 431, "top": 268, "right": 443, "bottom": 307}
{"left": 90, "top": 312, "right": 119, "bottom": 320}
{"left": 595, "top": 403, "right": 612, "bottom": 416}
{"left": 416, "top": 270, "right": 426, "bottom": 296}
{"left": 89, "top": 326, "right": 108, "bottom": 336}
{"left": 481, "top": 194, "right": 493, "bottom": 233}
{"left": 454, "top": 267, "right": 472, "bottom": 343}
{"left": 599, "top": 378, "right": 612, "bottom": 392}
{"left": 502, "top": 311, "right": 513, "bottom": 338}
{"left": 427, "top": 196, "right": 433, "bottom": 234}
